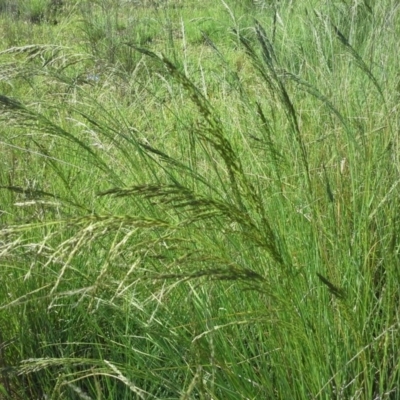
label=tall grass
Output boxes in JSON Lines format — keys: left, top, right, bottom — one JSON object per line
{"left": 1, "top": 0, "right": 399, "bottom": 398}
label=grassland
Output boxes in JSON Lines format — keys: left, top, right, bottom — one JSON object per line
{"left": 0, "top": 0, "right": 399, "bottom": 398}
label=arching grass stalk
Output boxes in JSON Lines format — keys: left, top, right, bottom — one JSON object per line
{"left": 235, "top": 22, "right": 312, "bottom": 193}
{"left": 121, "top": 44, "right": 290, "bottom": 269}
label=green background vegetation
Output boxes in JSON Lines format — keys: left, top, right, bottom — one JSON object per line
{"left": 0, "top": 0, "right": 399, "bottom": 398}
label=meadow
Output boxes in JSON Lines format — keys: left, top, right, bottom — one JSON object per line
{"left": 0, "top": 0, "right": 399, "bottom": 398}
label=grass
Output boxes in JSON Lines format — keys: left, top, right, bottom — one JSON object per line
{"left": 0, "top": 0, "right": 399, "bottom": 398}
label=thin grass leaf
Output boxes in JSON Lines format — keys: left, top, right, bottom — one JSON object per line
{"left": 283, "top": 71, "right": 354, "bottom": 140}
{"left": 137, "top": 142, "right": 223, "bottom": 195}
{"left": 98, "top": 183, "right": 285, "bottom": 265}
{"left": 0, "top": 95, "right": 121, "bottom": 185}
{"left": 238, "top": 24, "right": 311, "bottom": 190}
{"left": 331, "top": 24, "right": 385, "bottom": 103}
{"left": 127, "top": 45, "right": 251, "bottom": 210}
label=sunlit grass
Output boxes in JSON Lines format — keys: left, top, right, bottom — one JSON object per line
{"left": 0, "top": 0, "right": 399, "bottom": 398}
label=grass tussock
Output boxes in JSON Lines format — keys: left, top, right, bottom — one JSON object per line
{"left": 0, "top": 0, "right": 399, "bottom": 399}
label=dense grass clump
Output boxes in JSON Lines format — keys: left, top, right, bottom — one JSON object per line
{"left": 0, "top": 0, "right": 399, "bottom": 398}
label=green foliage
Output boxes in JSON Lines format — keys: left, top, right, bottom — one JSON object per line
{"left": 0, "top": 0, "right": 399, "bottom": 399}
{"left": 0, "top": 0, "right": 65, "bottom": 23}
